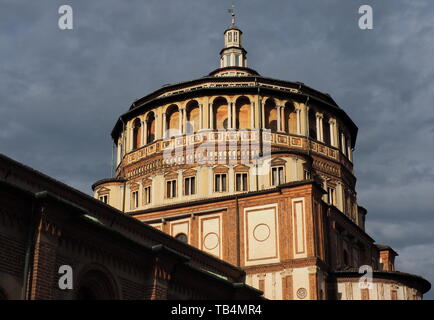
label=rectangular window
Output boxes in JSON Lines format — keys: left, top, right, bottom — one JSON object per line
{"left": 99, "top": 195, "right": 108, "bottom": 204}
{"left": 144, "top": 186, "right": 151, "bottom": 204}
{"left": 166, "top": 180, "right": 177, "bottom": 198}
{"left": 215, "top": 174, "right": 227, "bottom": 192}
{"left": 234, "top": 55, "right": 240, "bottom": 67}
{"left": 234, "top": 32, "right": 238, "bottom": 42}
{"left": 235, "top": 173, "right": 248, "bottom": 192}
{"left": 228, "top": 32, "right": 232, "bottom": 42}
{"left": 225, "top": 55, "right": 230, "bottom": 66}
{"left": 184, "top": 176, "right": 196, "bottom": 196}
{"left": 271, "top": 166, "right": 284, "bottom": 186}
{"left": 327, "top": 187, "right": 336, "bottom": 205}
{"left": 132, "top": 191, "right": 139, "bottom": 209}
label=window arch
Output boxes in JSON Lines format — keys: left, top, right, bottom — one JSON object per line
{"left": 132, "top": 118, "right": 141, "bottom": 150}
{"left": 166, "top": 104, "right": 180, "bottom": 138}
{"left": 264, "top": 98, "right": 277, "bottom": 131}
{"left": 76, "top": 268, "right": 118, "bottom": 300}
{"left": 235, "top": 96, "right": 251, "bottom": 129}
{"left": 284, "top": 102, "right": 297, "bottom": 134}
{"left": 175, "top": 233, "right": 188, "bottom": 243}
{"left": 146, "top": 112, "right": 156, "bottom": 144}
{"left": 323, "top": 114, "right": 331, "bottom": 145}
{"left": 308, "top": 108, "right": 317, "bottom": 140}
{"left": 186, "top": 100, "right": 200, "bottom": 134}
{"left": 213, "top": 97, "right": 229, "bottom": 130}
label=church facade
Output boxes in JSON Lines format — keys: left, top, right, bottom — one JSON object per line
{"left": 92, "top": 16, "right": 430, "bottom": 300}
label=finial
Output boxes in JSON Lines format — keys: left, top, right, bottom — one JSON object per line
{"left": 228, "top": 4, "right": 236, "bottom": 26}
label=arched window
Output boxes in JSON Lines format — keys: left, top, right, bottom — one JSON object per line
{"left": 264, "top": 99, "right": 277, "bottom": 131}
{"left": 146, "top": 112, "right": 155, "bottom": 143}
{"left": 308, "top": 109, "right": 317, "bottom": 139}
{"left": 235, "top": 96, "right": 251, "bottom": 129}
{"left": 76, "top": 269, "right": 117, "bottom": 300}
{"left": 0, "top": 287, "right": 7, "bottom": 300}
{"left": 284, "top": 102, "right": 297, "bottom": 134}
{"left": 343, "top": 249, "right": 349, "bottom": 266}
{"left": 175, "top": 233, "right": 188, "bottom": 243}
{"left": 186, "top": 100, "right": 200, "bottom": 134}
{"left": 323, "top": 115, "right": 331, "bottom": 145}
{"left": 166, "top": 105, "right": 180, "bottom": 138}
{"left": 213, "top": 97, "right": 229, "bottom": 130}
{"left": 132, "top": 118, "right": 141, "bottom": 150}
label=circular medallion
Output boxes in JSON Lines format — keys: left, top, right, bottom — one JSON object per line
{"left": 296, "top": 288, "right": 307, "bottom": 299}
{"left": 203, "top": 232, "right": 219, "bottom": 250}
{"left": 253, "top": 223, "right": 271, "bottom": 242}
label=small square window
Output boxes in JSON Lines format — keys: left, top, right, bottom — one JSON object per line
{"left": 235, "top": 173, "right": 248, "bottom": 192}
{"left": 166, "top": 180, "right": 177, "bottom": 198}
{"left": 132, "top": 191, "right": 139, "bottom": 209}
{"left": 215, "top": 174, "right": 227, "bottom": 192}
{"left": 184, "top": 176, "right": 196, "bottom": 196}
{"left": 99, "top": 195, "right": 108, "bottom": 204}
{"left": 144, "top": 186, "right": 151, "bottom": 204}
{"left": 271, "top": 166, "right": 284, "bottom": 186}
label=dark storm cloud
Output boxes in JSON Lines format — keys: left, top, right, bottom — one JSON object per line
{"left": 1, "top": 0, "right": 433, "bottom": 298}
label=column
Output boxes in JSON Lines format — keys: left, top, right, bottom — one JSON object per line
{"left": 341, "top": 133, "right": 346, "bottom": 155}
{"left": 250, "top": 101, "right": 255, "bottom": 129}
{"left": 316, "top": 113, "right": 323, "bottom": 142}
{"left": 296, "top": 108, "right": 302, "bottom": 135}
{"left": 209, "top": 103, "right": 214, "bottom": 130}
{"left": 162, "top": 112, "right": 167, "bottom": 139}
{"left": 142, "top": 120, "right": 147, "bottom": 145}
{"left": 178, "top": 108, "right": 183, "bottom": 134}
{"left": 228, "top": 102, "right": 232, "bottom": 129}
{"left": 182, "top": 108, "right": 187, "bottom": 134}
{"left": 277, "top": 106, "right": 282, "bottom": 132}
{"left": 261, "top": 101, "right": 266, "bottom": 129}
{"left": 281, "top": 105, "right": 286, "bottom": 133}
{"left": 129, "top": 126, "right": 133, "bottom": 151}
{"left": 329, "top": 119, "right": 336, "bottom": 146}
{"left": 116, "top": 141, "right": 121, "bottom": 165}
{"left": 199, "top": 104, "right": 203, "bottom": 130}
{"left": 347, "top": 136, "right": 352, "bottom": 161}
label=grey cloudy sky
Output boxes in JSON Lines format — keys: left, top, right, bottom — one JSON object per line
{"left": 1, "top": 0, "right": 433, "bottom": 298}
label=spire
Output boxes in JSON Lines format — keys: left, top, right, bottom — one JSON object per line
{"left": 219, "top": 7, "right": 247, "bottom": 70}
{"left": 228, "top": 4, "right": 236, "bottom": 27}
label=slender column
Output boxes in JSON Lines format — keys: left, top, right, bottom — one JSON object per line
{"left": 182, "top": 109, "right": 187, "bottom": 134}
{"left": 250, "top": 102, "right": 255, "bottom": 129}
{"left": 341, "top": 132, "right": 346, "bottom": 155}
{"left": 199, "top": 104, "right": 203, "bottom": 130}
{"left": 347, "top": 137, "right": 352, "bottom": 161}
{"left": 316, "top": 113, "right": 324, "bottom": 142}
{"left": 277, "top": 106, "right": 282, "bottom": 132}
{"left": 178, "top": 108, "right": 182, "bottom": 134}
{"left": 142, "top": 120, "right": 147, "bottom": 145}
{"left": 281, "top": 105, "right": 286, "bottom": 133}
{"left": 162, "top": 112, "right": 167, "bottom": 139}
{"left": 228, "top": 102, "right": 232, "bottom": 129}
{"left": 305, "top": 106, "right": 310, "bottom": 137}
{"left": 209, "top": 103, "right": 214, "bottom": 130}
{"left": 296, "top": 108, "right": 302, "bottom": 135}
{"left": 261, "top": 102, "right": 266, "bottom": 129}
{"left": 232, "top": 102, "right": 236, "bottom": 129}
{"left": 329, "top": 119, "right": 336, "bottom": 146}
{"left": 129, "top": 126, "right": 133, "bottom": 151}
{"left": 116, "top": 141, "right": 121, "bottom": 165}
